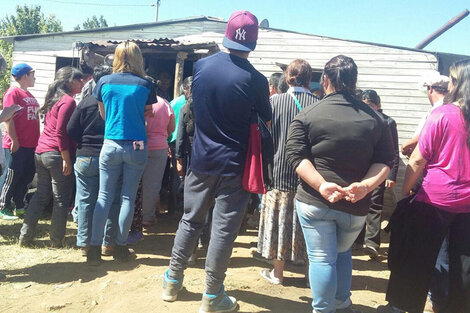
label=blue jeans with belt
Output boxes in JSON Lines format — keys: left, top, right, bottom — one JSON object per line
{"left": 74, "top": 155, "right": 122, "bottom": 247}
{"left": 296, "top": 200, "right": 366, "bottom": 313}
{"left": 90, "top": 140, "right": 147, "bottom": 246}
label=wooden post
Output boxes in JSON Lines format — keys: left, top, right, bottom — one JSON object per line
{"left": 174, "top": 51, "right": 188, "bottom": 99}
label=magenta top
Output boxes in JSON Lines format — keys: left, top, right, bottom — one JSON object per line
{"left": 146, "top": 96, "right": 174, "bottom": 150}
{"left": 2, "top": 87, "right": 40, "bottom": 149}
{"left": 36, "top": 94, "right": 77, "bottom": 154}
{"left": 417, "top": 104, "right": 470, "bottom": 212}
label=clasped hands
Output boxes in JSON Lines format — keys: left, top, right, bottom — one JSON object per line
{"left": 319, "top": 182, "right": 369, "bottom": 204}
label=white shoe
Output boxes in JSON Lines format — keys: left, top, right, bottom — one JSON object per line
{"left": 260, "top": 269, "right": 282, "bottom": 285}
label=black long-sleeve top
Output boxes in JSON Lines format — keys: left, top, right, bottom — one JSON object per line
{"left": 175, "top": 103, "right": 194, "bottom": 160}
{"left": 66, "top": 94, "right": 104, "bottom": 157}
{"left": 286, "top": 92, "right": 394, "bottom": 216}
{"left": 378, "top": 110, "right": 399, "bottom": 182}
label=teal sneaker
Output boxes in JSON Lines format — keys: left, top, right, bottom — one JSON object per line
{"left": 199, "top": 286, "right": 238, "bottom": 313}
{"left": 0, "top": 209, "right": 19, "bottom": 220}
{"left": 162, "top": 269, "right": 183, "bottom": 302}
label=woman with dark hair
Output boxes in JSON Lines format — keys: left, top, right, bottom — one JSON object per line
{"left": 257, "top": 59, "right": 317, "bottom": 285}
{"left": 19, "top": 66, "right": 84, "bottom": 247}
{"left": 378, "top": 59, "right": 470, "bottom": 313}
{"left": 86, "top": 42, "right": 156, "bottom": 265}
{"left": 286, "top": 55, "right": 393, "bottom": 313}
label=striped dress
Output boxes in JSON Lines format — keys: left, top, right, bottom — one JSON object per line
{"left": 258, "top": 88, "right": 319, "bottom": 262}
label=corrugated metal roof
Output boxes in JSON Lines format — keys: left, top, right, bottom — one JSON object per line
{"left": 0, "top": 16, "right": 225, "bottom": 42}
{"left": 77, "top": 38, "right": 219, "bottom": 53}
{"left": 84, "top": 38, "right": 179, "bottom": 49}
{"left": 0, "top": 14, "right": 468, "bottom": 57}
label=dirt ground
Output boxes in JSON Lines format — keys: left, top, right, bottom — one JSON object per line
{"left": 0, "top": 217, "right": 390, "bottom": 313}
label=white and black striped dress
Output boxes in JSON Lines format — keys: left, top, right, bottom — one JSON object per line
{"left": 257, "top": 88, "right": 318, "bottom": 262}
{"left": 271, "top": 89, "right": 319, "bottom": 192}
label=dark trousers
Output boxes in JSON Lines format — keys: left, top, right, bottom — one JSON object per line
{"left": 0, "top": 147, "right": 36, "bottom": 211}
{"left": 356, "top": 182, "right": 386, "bottom": 248}
{"left": 429, "top": 236, "right": 449, "bottom": 309}
{"left": 386, "top": 198, "right": 470, "bottom": 313}
{"left": 20, "top": 152, "right": 75, "bottom": 244}
{"left": 168, "top": 142, "right": 183, "bottom": 215}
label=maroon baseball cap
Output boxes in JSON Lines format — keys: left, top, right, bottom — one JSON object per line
{"left": 222, "top": 10, "right": 259, "bottom": 52}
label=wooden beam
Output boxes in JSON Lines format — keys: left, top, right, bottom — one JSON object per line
{"left": 173, "top": 51, "right": 188, "bottom": 99}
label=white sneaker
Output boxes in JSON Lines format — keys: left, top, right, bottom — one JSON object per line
{"left": 260, "top": 269, "right": 282, "bottom": 285}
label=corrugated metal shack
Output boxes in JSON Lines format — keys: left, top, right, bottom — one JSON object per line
{"left": 2, "top": 16, "right": 469, "bottom": 194}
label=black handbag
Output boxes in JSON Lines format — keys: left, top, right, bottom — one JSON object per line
{"left": 256, "top": 114, "right": 274, "bottom": 192}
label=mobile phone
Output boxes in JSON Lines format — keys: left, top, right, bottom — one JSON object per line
{"left": 133, "top": 140, "right": 144, "bottom": 151}
{"left": 14, "top": 106, "right": 25, "bottom": 112}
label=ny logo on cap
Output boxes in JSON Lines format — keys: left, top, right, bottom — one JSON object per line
{"left": 235, "top": 28, "right": 246, "bottom": 41}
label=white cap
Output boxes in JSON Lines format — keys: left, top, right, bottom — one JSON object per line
{"left": 418, "top": 70, "right": 449, "bottom": 92}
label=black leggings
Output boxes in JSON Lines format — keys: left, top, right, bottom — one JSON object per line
{"left": 386, "top": 198, "right": 470, "bottom": 313}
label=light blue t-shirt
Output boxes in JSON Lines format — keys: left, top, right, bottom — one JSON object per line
{"left": 93, "top": 72, "right": 156, "bottom": 141}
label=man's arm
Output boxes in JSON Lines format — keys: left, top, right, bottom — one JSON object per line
{"left": 386, "top": 120, "right": 400, "bottom": 188}
{"left": 401, "top": 136, "right": 418, "bottom": 158}
{"left": 402, "top": 145, "right": 427, "bottom": 196}
{"left": 254, "top": 75, "right": 272, "bottom": 123}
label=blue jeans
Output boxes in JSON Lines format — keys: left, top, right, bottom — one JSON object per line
{"left": 74, "top": 155, "right": 121, "bottom": 247}
{"left": 296, "top": 200, "right": 366, "bottom": 313}
{"left": 90, "top": 140, "right": 147, "bottom": 246}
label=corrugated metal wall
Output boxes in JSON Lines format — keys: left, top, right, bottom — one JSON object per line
{"left": 180, "top": 29, "right": 439, "bottom": 195}
{"left": 11, "top": 20, "right": 442, "bottom": 201}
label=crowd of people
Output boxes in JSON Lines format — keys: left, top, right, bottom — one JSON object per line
{"left": 0, "top": 9, "right": 469, "bottom": 313}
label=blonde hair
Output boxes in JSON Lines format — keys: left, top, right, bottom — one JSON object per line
{"left": 113, "top": 41, "right": 145, "bottom": 77}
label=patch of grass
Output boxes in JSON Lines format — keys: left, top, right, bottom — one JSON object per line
{"left": 0, "top": 219, "right": 80, "bottom": 271}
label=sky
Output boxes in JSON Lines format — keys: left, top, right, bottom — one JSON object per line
{"left": 1, "top": 0, "right": 469, "bottom": 56}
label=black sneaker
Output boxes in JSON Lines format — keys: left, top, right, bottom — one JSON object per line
{"left": 113, "top": 245, "right": 136, "bottom": 262}
{"left": 87, "top": 245, "right": 102, "bottom": 266}
{"left": 18, "top": 237, "right": 33, "bottom": 247}
{"left": 337, "top": 305, "right": 362, "bottom": 313}
{"left": 364, "top": 245, "right": 379, "bottom": 259}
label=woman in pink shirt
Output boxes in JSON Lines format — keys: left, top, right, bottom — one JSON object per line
{"left": 379, "top": 59, "right": 470, "bottom": 313}
{"left": 19, "top": 66, "right": 84, "bottom": 248}
{"left": 127, "top": 93, "right": 175, "bottom": 242}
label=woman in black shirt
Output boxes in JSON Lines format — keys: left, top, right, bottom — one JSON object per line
{"left": 286, "top": 55, "right": 393, "bottom": 313}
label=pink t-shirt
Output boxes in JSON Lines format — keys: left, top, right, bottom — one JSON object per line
{"left": 146, "top": 96, "right": 174, "bottom": 150}
{"left": 417, "top": 104, "right": 470, "bottom": 212}
{"left": 2, "top": 86, "right": 40, "bottom": 148}
{"left": 36, "top": 94, "right": 77, "bottom": 154}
